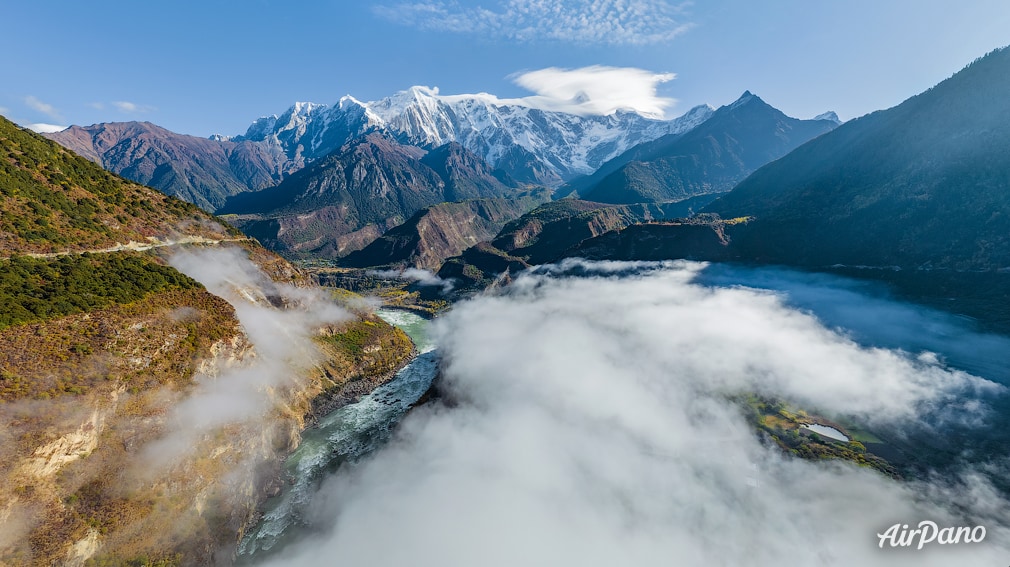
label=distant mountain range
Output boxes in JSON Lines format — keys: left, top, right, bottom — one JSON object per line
{"left": 546, "top": 47, "right": 1010, "bottom": 328}
{"left": 568, "top": 92, "right": 838, "bottom": 204}
{"left": 422, "top": 46, "right": 1010, "bottom": 329}
{"left": 46, "top": 88, "right": 714, "bottom": 211}
{"left": 233, "top": 87, "right": 715, "bottom": 186}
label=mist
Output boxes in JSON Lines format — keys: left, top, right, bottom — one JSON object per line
{"left": 694, "top": 263, "right": 1010, "bottom": 384}
{"left": 142, "top": 246, "right": 352, "bottom": 465}
{"left": 368, "top": 267, "right": 455, "bottom": 293}
{"left": 257, "top": 259, "right": 1009, "bottom": 566}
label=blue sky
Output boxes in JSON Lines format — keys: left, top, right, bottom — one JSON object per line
{"left": 2, "top": 0, "right": 1009, "bottom": 137}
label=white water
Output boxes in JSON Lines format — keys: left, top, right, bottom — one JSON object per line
{"left": 801, "top": 423, "right": 849, "bottom": 442}
{"left": 237, "top": 308, "right": 437, "bottom": 560}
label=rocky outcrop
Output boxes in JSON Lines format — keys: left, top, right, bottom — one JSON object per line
{"left": 435, "top": 197, "right": 732, "bottom": 294}
{"left": 341, "top": 189, "right": 550, "bottom": 270}
{"left": 437, "top": 242, "right": 532, "bottom": 291}
{"left": 488, "top": 199, "right": 676, "bottom": 265}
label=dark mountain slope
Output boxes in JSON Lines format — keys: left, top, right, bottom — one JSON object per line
{"left": 341, "top": 189, "right": 550, "bottom": 270}
{"left": 705, "top": 46, "right": 1010, "bottom": 271}
{"left": 487, "top": 196, "right": 721, "bottom": 265}
{"left": 579, "top": 93, "right": 837, "bottom": 204}
{"left": 220, "top": 133, "right": 528, "bottom": 258}
{"left": 419, "top": 142, "right": 518, "bottom": 201}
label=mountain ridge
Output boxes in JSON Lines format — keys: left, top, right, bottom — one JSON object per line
{"left": 45, "top": 121, "right": 291, "bottom": 210}
{"left": 575, "top": 92, "right": 839, "bottom": 204}
{"left": 219, "top": 133, "right": 531, "bottom": 258}
{"left": 341, "top": 189, "right": 551, "bottom": 270}
{"left": 233, "top": 88, "right": 715, "bottom": 185}
{"left": 703, "top": 46, "right": 1010, "bottom": 271}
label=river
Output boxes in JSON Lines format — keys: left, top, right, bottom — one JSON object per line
{"left": 236, "top": 308, "right": 437, "bottom": 561}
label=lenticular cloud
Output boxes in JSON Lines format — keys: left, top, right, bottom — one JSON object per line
{"left": 263, "top": 260, "right": 1009, "bottom": 566}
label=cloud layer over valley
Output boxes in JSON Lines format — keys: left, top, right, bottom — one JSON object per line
{"left": 260, "top": 260, "right": 1010, "bottom": 566}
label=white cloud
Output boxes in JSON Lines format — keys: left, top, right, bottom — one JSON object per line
{"left": 0, "top": 106, "right": 9, "bottom": 115}
{"left": 112, "top": 100, "right": 155, "bottom": 113}
{"left": 368, "top": 267, "right": 455, "bottom": 293}
{"left": 261, "top": 260, "right": 1010, "bottom": 566}
{"left": 88, "top": 102, "right": 105, "bottom": 110}
{"left": 374, "top": 0, "right": 693, "bottom": 46}
{"left": 26, "top": 123, "right": 67, "bottom": 133}
{"left": 24, "top": 95, "right": 61, "bottom": 120}
{"left": 434, "top": 65, "right": 679, "bottom": 118}
{"left": 512, "top": 65, "right": 676, "bottom": 117}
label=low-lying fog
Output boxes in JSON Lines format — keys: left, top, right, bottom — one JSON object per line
{"left": 260, "top": 259, "right": 1010, "bottom": 566}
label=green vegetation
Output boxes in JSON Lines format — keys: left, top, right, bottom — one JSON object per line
{"left": 0, "top": 253, "right": 200, "bottom": 330}
{"left": 313, "top": 268, "right": 450, "bottom": 315}
{"left": 322, "top": 319, "right": 383, "bottom": 356}
{"left": 0, "top": 116, "right": 221, "bottom": 255}
{"left": 317, "top": 315, "right": 415, "bottom": 386}
{"left": 741, "top": 395, "right": 897, "bottom": 477}
{"left": 0, "top": 287, "right": 235, "bottom": 402}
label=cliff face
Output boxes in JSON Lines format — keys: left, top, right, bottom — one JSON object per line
{"left": 567, "top": 220, "right": 736, "bottom": 262}
{"left": 489, "top": 200, "right": 672, "bottom": 265}
{"left": 0, "top": 287, "right": 248, "bottom": 565}
{"left": 434, "top": 196, "right": 730, "bottom": 294}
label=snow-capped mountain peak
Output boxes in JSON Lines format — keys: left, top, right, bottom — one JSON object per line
{"left": 813, "top": 111, "right": 842, "bottom": 124}
{"left": 728, "top": 91, "right": 757, "bottom": 110}
{"left": 237, "top": 86, "right": 716, "bottom": 185}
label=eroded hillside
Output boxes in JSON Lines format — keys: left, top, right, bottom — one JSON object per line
{"left": 0, "top": 121, "right": 415, "bottom": 565}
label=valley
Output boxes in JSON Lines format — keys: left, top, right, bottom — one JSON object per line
{"left": 3, "top": 15, "right": 1010, "bottom": 564}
